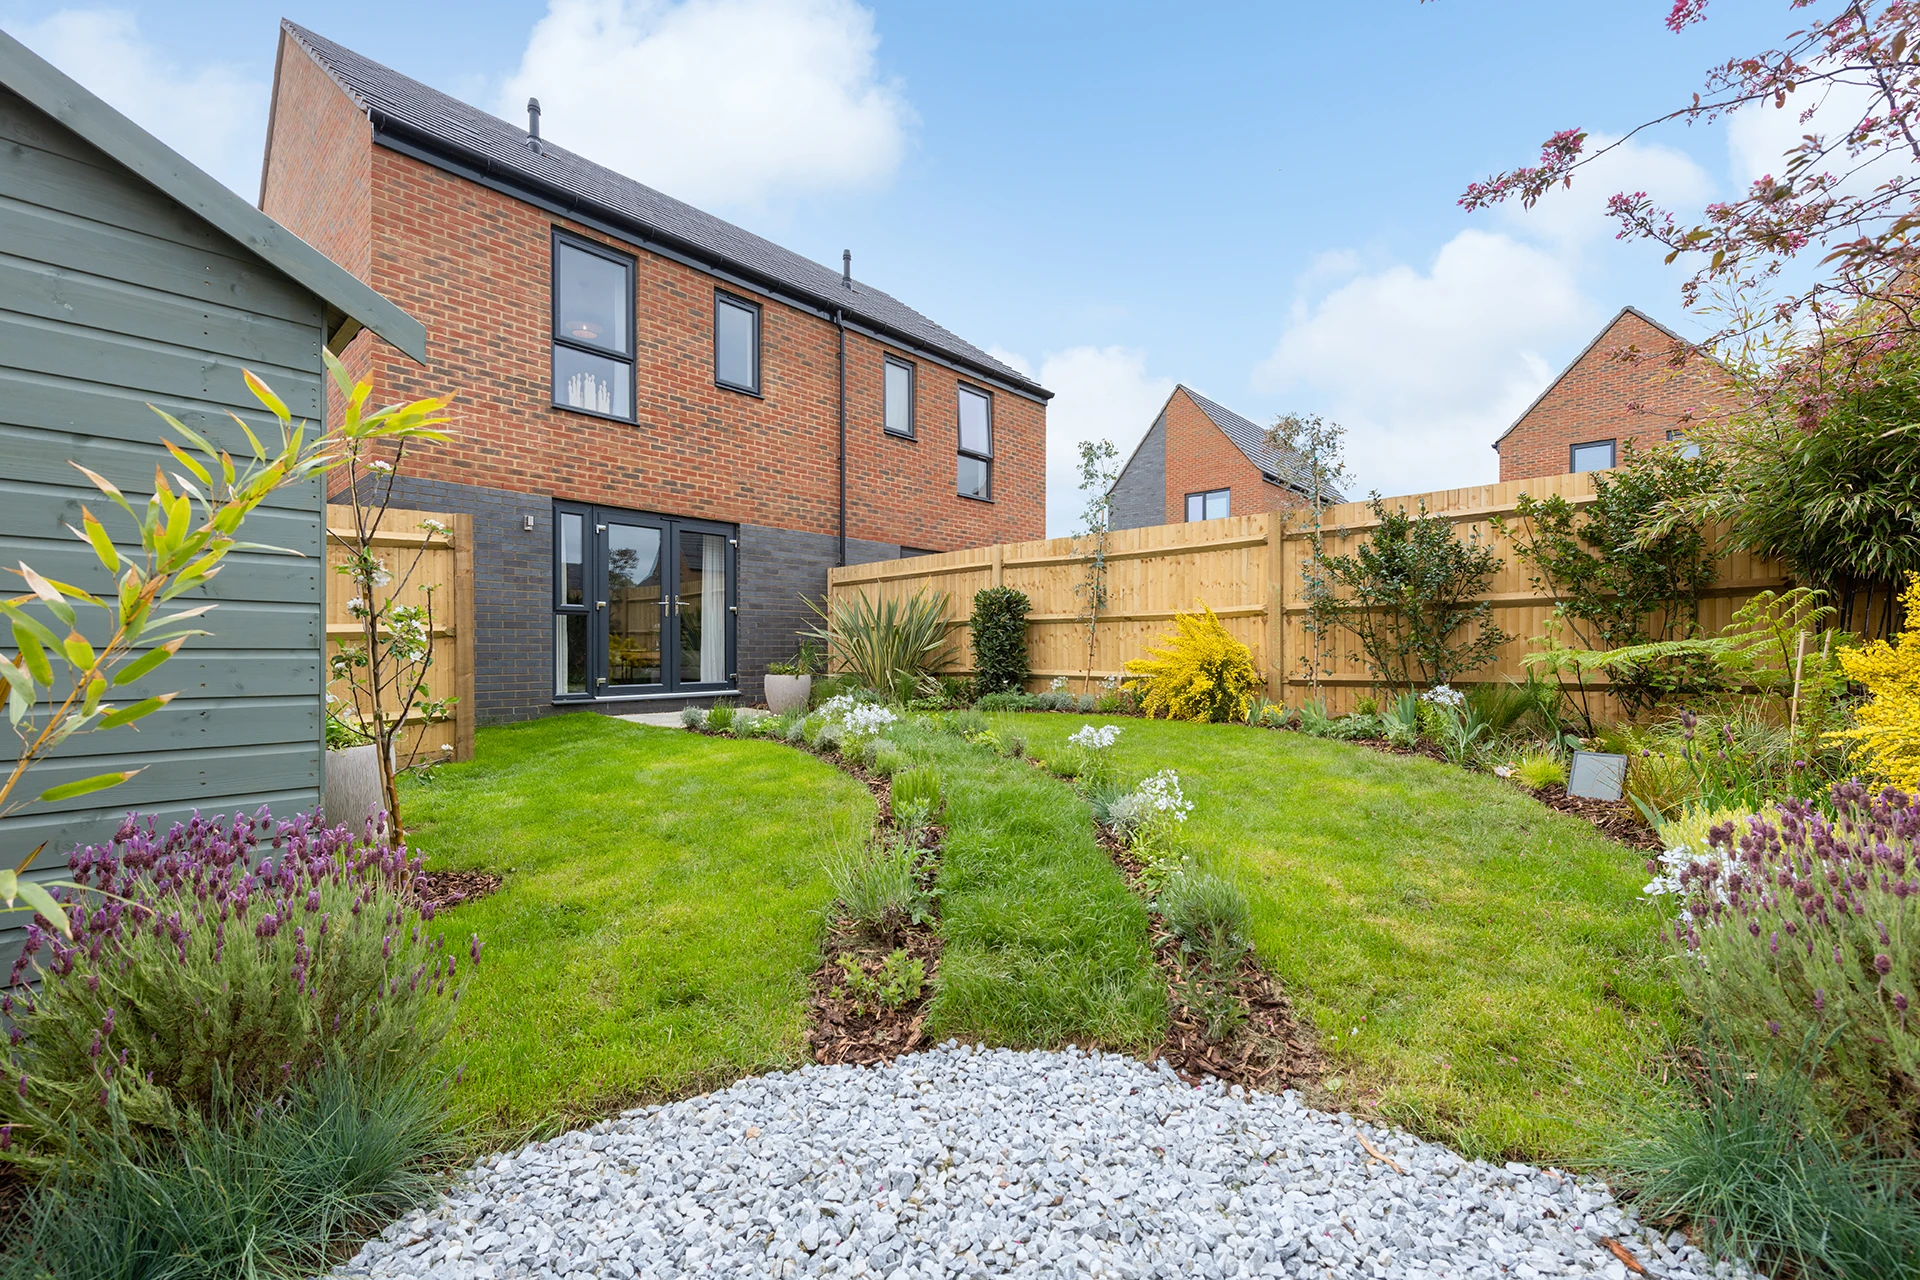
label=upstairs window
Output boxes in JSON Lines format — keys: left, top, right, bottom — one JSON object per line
{"left": 957, "top": 385, "right": 992, "bottom": 499}
{"left": 551, "top": 233, "right": 634, "bottom": 420}
{"left": 1570, "top": 439, "right": 1616, "bottom": 473}
{"left": 1186, "top": 489, "right": 1230, "bottom": 521}
{"left": 1666, "top": 428, "right": 1702, "bottom": 459}
{"left": 884, "top": 357, "right": 915, "bottom": 437}
{"left": 715, "top": 292, "right": 761, "bottom": 393}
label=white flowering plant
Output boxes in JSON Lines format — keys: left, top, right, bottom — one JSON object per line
{"left": 1122, "top": 768, "right": 1195, "bottom": 882}
{"left": 1420, "top": 684, "right": 1466, "bottom": 709}
{"left": 1066, "top": 723, "right": 1122, "bottom": 788}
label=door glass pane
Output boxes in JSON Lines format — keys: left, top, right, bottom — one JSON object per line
{"left": 559, "top": 512, "right": 584, "bottom": 605}
{"left": 958, "top": 387, "right": 991, "bottom": 455}
{"left": 607, "top": 523, "right": 663, "bottom": 685}
{"left": 1205, "top": 490, "right": 1230, "bottom": 519}
{"left": 679, "top": 532, "right": 729, "bottom": 684}
{"left": 885, "top": 360, "right": 913, "bottom": 435}
{"left": 715, "top": 296, "right": 757, "bottom": 390}
{"left": 556, "top": 243, "right": 628, "bottom": 353}
{"left": 957, "top": 454, "right": 990, "bottom": 500}
{"left": 555, "top": 345, "right": 630, "bottom": 417}
{"left": 555, "top": 614, "right": 587, "bottom": 695}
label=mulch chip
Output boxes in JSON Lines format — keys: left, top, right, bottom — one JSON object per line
{"left": 806, "top": 921, "right": 943, "bottom": 1068}
{"left": 1526, "top": 783, "right": 1662, "bottom": 851}
{"left": 413, "top": 869, "right": 503, "bottom": 912}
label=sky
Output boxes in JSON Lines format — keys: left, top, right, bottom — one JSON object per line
{"left": 1, "top": 0, "right": 1805, "bottom": 534}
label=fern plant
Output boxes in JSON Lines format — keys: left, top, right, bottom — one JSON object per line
{"left": 1123, "top": 603, "right": 1262, "bottom": 723}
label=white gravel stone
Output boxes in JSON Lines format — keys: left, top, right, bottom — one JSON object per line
{"left": 325, "top": 1044, "right": 1756, "bottom": 1280}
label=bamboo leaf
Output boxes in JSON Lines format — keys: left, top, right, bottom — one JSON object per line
{"left": 10, "top": 880, "right": 70, "bottom": 939}
{"left": 226, "top": 411, "right": 266, "bottom": 460}
{"left": 70, "top": 463, "right": 135, "bottom": 518}
{"left": 81, "top": 677, "right": 106, "bottom": 717}
{"left": 16, "top": 565, "right": 76, "bottom": 628}
{"left": 76, "top": 509, "right": 121, "bottom": 575}
{"left": 0, "top": 657, "right": 31, "bottom": 700}
{"left": 37, "top": 769, "right": 138, "bottom": 803}
{"left": 13, "top": 623, "right": 52, "bottom": 685}
{"left": 113, "top": 637, "right": 184, "bottom": 686}
{"left": 152, "top": 407, "right": 217, "bottom": 457}
{"left": 61, "top": 632, "right": 95, "bottom": 669}
{"left": 98, "top": 692, "right": 174, "bottom": 729}
{"left": 243, "top": 370, "right": 290, "bottom": 422}
{"left": 162, "top": 438, "right": 213, "bottom": 488}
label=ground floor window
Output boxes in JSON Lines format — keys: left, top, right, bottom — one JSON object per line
{"left": 552, "top": 502, "right": 736, "bottom": 698}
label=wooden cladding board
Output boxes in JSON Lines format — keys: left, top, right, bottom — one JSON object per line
{"left": 827, "top": 472, "right": 1792, "bottom": 716}
{"left": 324, "top": 507, "right": 474, "bottom": 763}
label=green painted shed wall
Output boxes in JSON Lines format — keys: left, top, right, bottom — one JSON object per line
{"left": 0, "top": 83, "right": 329, "bottom": 943}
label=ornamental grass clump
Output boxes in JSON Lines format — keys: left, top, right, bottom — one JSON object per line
{"left": 1648, "top": 782, "right": 1920, "bottom": 1132}
{"left": 0, "top": 807, "right": 473, "bottom": 1170}
{"left": 1123, "top": 604, "right": 1261, "bottom": 723}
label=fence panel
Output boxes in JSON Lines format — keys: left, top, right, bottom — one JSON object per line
{"left": 324, "top": 506, "right": 474, "bottom": 763}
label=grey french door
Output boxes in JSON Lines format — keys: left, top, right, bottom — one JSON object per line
{"left": 554, "top": 504, "right": 736, "bottom": 699}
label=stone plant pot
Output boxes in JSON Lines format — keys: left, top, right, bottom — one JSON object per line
{"left": 324, "top": 743, "right": 388, "bottom": 831}
{"left": 764, "top": 674, "right": 813, "bottom": 716}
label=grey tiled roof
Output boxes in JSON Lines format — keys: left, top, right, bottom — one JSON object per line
{"left": 280, "top": 21, "right": 1047, "bottom": 399}
{"left": 1180, "top": 387, "right": 1346, "bottom": 503}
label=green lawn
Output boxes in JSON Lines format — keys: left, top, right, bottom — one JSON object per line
{"left": 1009, "top": 713, "right": 1683, "bottom": 1163}
{"left": 397, "top": 713, "right": 874, "bottom": 1138}
{"left": 901, "top": 727, "right": 1162, "bottom": 1050}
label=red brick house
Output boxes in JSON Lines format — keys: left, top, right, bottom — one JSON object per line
{"left": 1493, "top": 306, "right": 1730, "bottom": 481}
{"left": 260, "top": 21, "right": 1049, "bottom": 719}
{"left": 1109, "top": 385, "right": 1342, "bottom": 530}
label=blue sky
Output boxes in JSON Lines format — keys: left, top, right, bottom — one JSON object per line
{"left": 3, "top": 1, "right": 1799, "bottom": 532}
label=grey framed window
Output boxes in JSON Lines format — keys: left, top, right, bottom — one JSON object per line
{"left": 1185, "top": 489, "right": 1230, "bottom": 521}
{"left": 1666, "top": 428, "right": 1702, "bottom": 459}
{"left": 715, "top": 291, "right": 761, "bottom": 393}
{"left": 956, "top": 384, "right": 992, "bottom": 499}
{"left": 1570, "top": 440, "right": 1616, "bottom": 473}
{"left": 553, "top": 504, "right": 590, "bottom": 697}
{"left": 884, "top": 357, "right": 915, "bottom": 438}
{"left": 551, "top": 232, "right": 634, "bottom": 421}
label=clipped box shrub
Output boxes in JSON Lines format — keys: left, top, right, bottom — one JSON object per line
{"left": 0, "top": 808, "right": 472, "bottom": 1170}
{"left": 968, "top": 586, "right": 1032, "bottom": 695}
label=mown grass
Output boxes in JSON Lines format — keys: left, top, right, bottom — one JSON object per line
{"left": 396, "top": 713, "right": 874, "bottom": 1139}
{"left": 897, "top": 726, "right": 1162, "bottom": 1050}
{"left": 1011, "top": 712, "right": 1683, "bottom": 1163}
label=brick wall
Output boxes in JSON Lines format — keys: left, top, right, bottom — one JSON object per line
{"left": 1109, "top": 412, "right": 1166, "bottom": 531}
{"left": 1496, "top": 308, "right": 1732, "bottom": 481}
{"left": 264, "top": 34, "right": 1045, "bottom": 717}
{"left": 1160, "top": 388, "right": 1306, "bottom": 523}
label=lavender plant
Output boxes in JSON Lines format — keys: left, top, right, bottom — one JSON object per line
{"left": 1651, "top": 782, "right": 1920, "bottom": 1131}
{"left": 0, "top": 807, "right": 476, "bottom": 1170}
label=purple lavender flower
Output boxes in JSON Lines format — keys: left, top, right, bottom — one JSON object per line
{"left": 1876, "top": 953, "right": 1894, "bottom": 975}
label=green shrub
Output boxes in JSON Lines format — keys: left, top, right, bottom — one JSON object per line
{"left": 826, "top": 840, "right": 930, "bottom": 942}
{"left": 816, "top": 720, "right": 847, "bottom": 754}
{"left": 1032, "top": 689, "right": 1077, "bottom": 711}
{"left": 783, "top": 715, "right": 808, "bottom": 744}
{"left": 1094, "top": 693, "right": 1127, "bottom": 714}
{"left": 1123, "top": 604, "right": 1262, "bottom": 723}
{"left": 1328, "top": 713, "right": 1386, "bottom": 741}
{"left": 1625, "top": 749, "right": 1693, "bottom": 821}
{"left": 974, "top": 691, "right": 1037, "bottom": 712}
{"left": 940, "top": 710, "right": 988, "bottom": 739}
{"left": 1296, "top": 698, "right": 1335, "bottom": 737}
{"left": 833, "top": 949, "right": 927, "bottom": 1015}
{"left": 801, "top": 713, "right": 828, "bottom": 746}
{"left": 1383, "top": 692, "right": 1421, "bottom": 747}
{"left": 867, "top": 739, "right": 905, "bottom": 776}
{"left": 2, "top": 1061, "right": 454, "bottom": 1280}
{"left": 1511, "top": 751, "right": 1568, "bottom": 790}
{"left": 1466, "top": 677, "right": 1552, "bottom": 735}
{"left": 679, "top": 706, "right": 707, "bottom": 729}
{"left": 998, "top": 733, "right": 1027, "bottom": 760}
{"left": 806, "top": 587, "right": 952, "bottom": 701}
{"left": 1609, "top": 1037, "right": 1920, "bottom": 1280}
{"left": 968, "top": 586, "right": 1032, "bottom": 695}
{"left": 1157, "top": 872, "right": 1251, "bottom": 971}
{"left": 1, "top": 810, "right": 469, "bottom": 1170}
{"left": 891, "top": 766, "right": 944, "bottom": 823}
{"left": 704, "top": 701, "right": 736, "bottom": 733}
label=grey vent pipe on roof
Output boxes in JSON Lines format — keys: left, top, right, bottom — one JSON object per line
{"left": 842, "top": 249, "right": 852, "bottom": 289}
{"left": 526, "top": 98, "right": 541, "bottom": 149}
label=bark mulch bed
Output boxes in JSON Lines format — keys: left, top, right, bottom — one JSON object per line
{"left": 1526, "top": 783, "right": 1661, "bottom": 851}
{"left": 1095, "top": 828, "right": 1324, "bottom": 1094}
{"left": 413, "top": 869, "right": 503, "bottom": 912}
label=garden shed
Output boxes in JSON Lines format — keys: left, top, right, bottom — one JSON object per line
{"left": 0, "top": 31, "right": 425, "bottom": 941}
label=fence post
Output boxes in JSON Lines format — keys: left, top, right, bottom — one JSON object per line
{"left": 1266, "top": 512, "right": 1287, "bottom": 705}
{"left": 452, "top": 513, "right": 476, "bottom": 763}
{"left": 991, "top": 543, "right": 1004, "bottom": 589}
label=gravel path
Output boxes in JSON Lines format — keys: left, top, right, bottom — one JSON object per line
{"left": 336, "top": 1044, "right": 1748, "bottom": 1280}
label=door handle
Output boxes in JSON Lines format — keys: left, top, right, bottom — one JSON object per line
{"left": 596, "top": 600, "right": 606, "bottom": 609}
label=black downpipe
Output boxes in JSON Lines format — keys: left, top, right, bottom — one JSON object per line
{"left": 836, "top": 307, "right": 847, "bottom": 568}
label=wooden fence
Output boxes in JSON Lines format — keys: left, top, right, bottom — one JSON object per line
{"left": 826, "top": 472, "right": 1792, "bottom": 717}
{"left": 324, "top": 506, "right": 475, "bottom": 762}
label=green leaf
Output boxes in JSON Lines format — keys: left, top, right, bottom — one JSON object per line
{"left": 16, "top": 564, "right": 75, "bottom": 628}
{"left": 113, "top": 637, "right": 184, "bottom": 686}
{"left": 13, "top": 623, "right": 52, "bottom": 685}
{"left": 6, "top": 684, "right": 26, "bottom": 727}
{"left": 76, "top": 509, "right": 120, "bottom": 575}
{"left": 0, "top": 658, "right": 31, "bottom": 702}
{"left": 98, "top": 692, "right": 173, "bottom": 729}
{"left": 243, "top": 370, "right": 290, "bottom": 422}
{"left": 61, "top": 632, "right": 96, "bottom": 669}
{"left": 81, "top": 677, "right": 106, "bottom": 717}
{"left": 70, "top": 461, "right": 137, "bottom": 519}
{"left": 162, "top": 437, "right": 212, "bottom": 488}
{"left": 37, "top": 770, "right": 138, "bottom": 803}
{"left": 226, "top": 410, "right": 266, "bottom": 460}
{"left": 10, "top": 880, "right": 69, "bottom": 938}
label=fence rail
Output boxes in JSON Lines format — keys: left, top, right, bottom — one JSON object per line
{"left": 324, "top": 506, "right": 474, "bottom": 763}
{"left": 826, "top": 472, "right": 1792, "bottom": 716}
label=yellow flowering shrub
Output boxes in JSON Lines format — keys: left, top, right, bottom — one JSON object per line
{"left": 1123, "top": 603, "right": 1262, "bottom": 723}
{"left": 1829, "top": 572, "right": 1920, "bottom": 789}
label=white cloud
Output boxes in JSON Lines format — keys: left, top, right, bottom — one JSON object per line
{"left": 7, "top": 9, "right": 267, "bottom": 198}
{"left": 1001, "top": 345, "right": 1174, "bottom": 538}
{"left": 1255, "top": 229, "right": 1593, "bottom": 499}
{"left": 499, "top": 0, "right": 912, "bottom": 210}
{"left": 1498, "top": 132, "right": 1714, "bottom": 255}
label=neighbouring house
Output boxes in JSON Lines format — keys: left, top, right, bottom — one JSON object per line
{"left": 1109, "top": 385, "right": 1343, "bottom": 531}
{"left": 1493, "top": 306, "right": 1731, "bottom": 480}
{"left": 0, "top": 30, "right": 424, "bottom": 951}
{"left": 260, "top": 22, "right": 1051, "bottom": 719}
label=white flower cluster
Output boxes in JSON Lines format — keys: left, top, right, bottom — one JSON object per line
{"left": 1068, "top": 724, "right": 1121, "bottom": 751}
{"left": 817, "top": 694, "right": 897, "bottom": 736}
{"left": 1133, "top": 769, "right": 1193, "bottom": 821}
{"left": 1420, "top": 684, "right": 1465, "bottom": 708}
{"left": 1049, "top": 676, "right": 1069, "bottom": 692}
